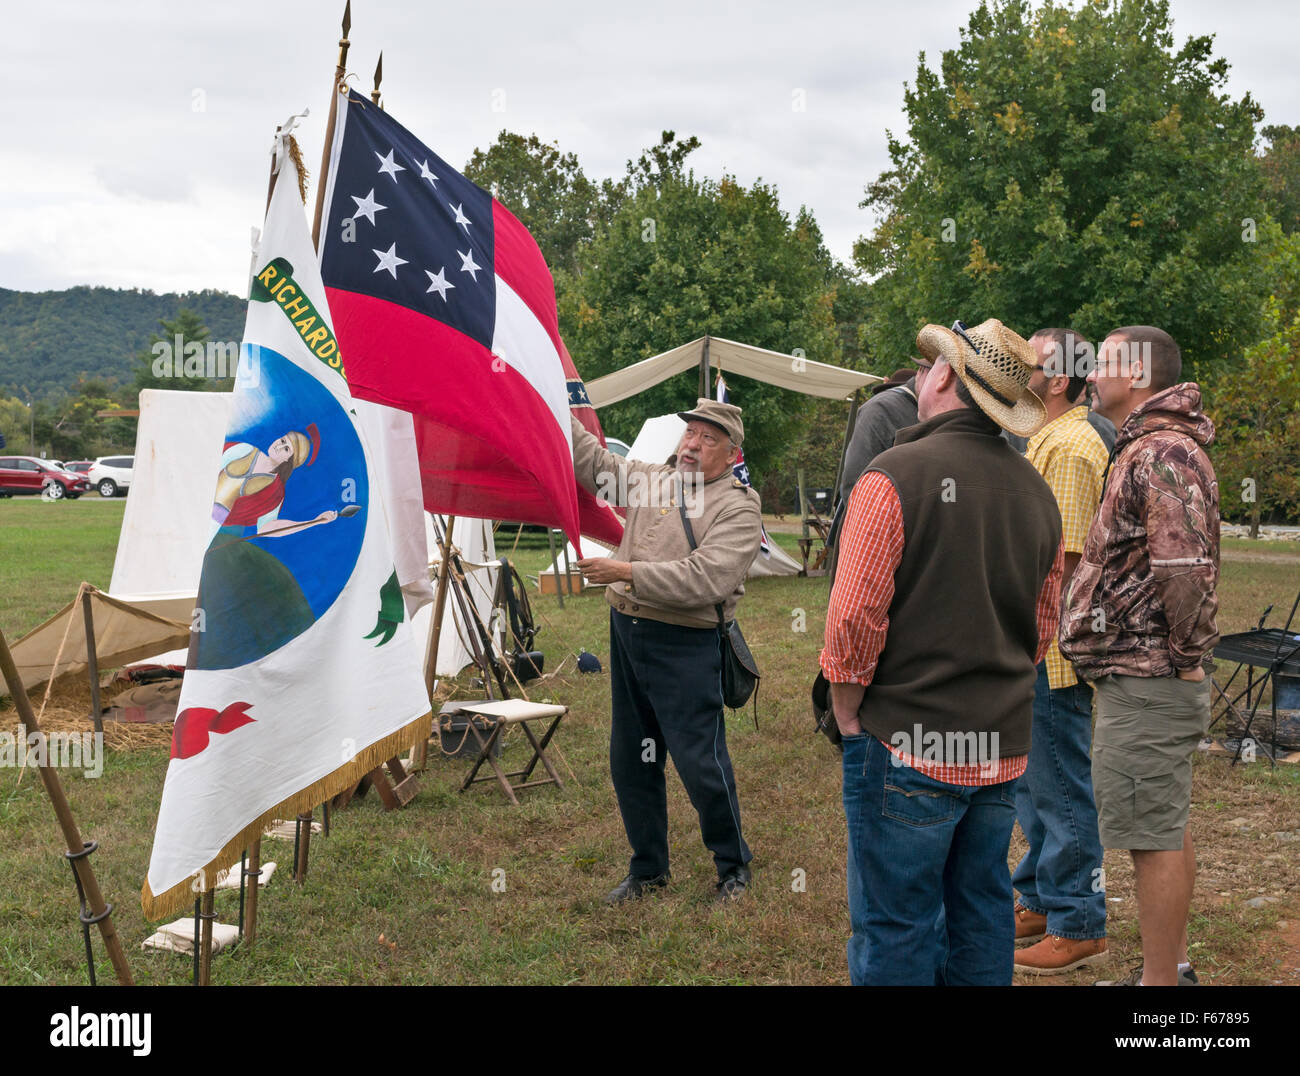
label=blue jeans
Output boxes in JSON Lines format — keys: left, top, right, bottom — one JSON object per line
{"left": 1012, "top": 664, "right": 1106, "bottom": 939}
{"left": 842, "top": 733, "right": 1019, "bottom": 986}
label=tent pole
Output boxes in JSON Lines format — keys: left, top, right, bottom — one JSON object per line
{"left": 546, "top": 528, "right": 564, "bottom": 609}
{"left": 311, "top": 1, "right": 352, "bottom": 249}
{"left": 0, "top": 627, "right": 134, "bottom": 986}
{"left": 561, "top": 536, "right": 574, "bottom": 597}
{"left": 80, "top": 589, "right": 104, "bottom": 736}
{"left": 832, "top": 388, "right": 862, "bottom": 504}
{"left": 699, "top": 335, "right": 711, "bottom": 399}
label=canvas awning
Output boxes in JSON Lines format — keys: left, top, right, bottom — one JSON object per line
{"left": 584, "top": 336, "right": 882, "bottom": 407}
{"left": 5, "top": 585, "right": 193, "bottom": 695}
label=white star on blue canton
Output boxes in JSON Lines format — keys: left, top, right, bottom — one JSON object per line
{"left": 375, "top": 149, "right": 406, "bottom": 180}
{"left": 417, "top": 159, "right": 439, "bottom": 186}
{"left": 424, "top": 267, "right": 455, "bottom": 300}
{"left": 350, "top": 188, "right": 386, "bottom": 225}
{"left": 373, "top": 242, "right": 408, "bottom": 278}
{"left": 451, "top": 202, "right": 471, "bottom": 233}
{"left": 457, "top": 248, "right": 481, "bottom": 281}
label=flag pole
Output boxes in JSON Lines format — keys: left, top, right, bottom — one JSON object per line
{"left": 311, "top": 0, "right": 352, "bottom": 250}
{"left": 0, "top": 628, "right": 134, "bottom": 986}
{"left": 371, "top": 51, "right": 383, "bottom": 106}
{"left": 238, "top": 118, "right": 301, "bottom": 943}
{"left": 416, "top": 515, "right": 459, "bottom": 768}
{"left": 293, "top": 0, "right": 354, "bottom": 885}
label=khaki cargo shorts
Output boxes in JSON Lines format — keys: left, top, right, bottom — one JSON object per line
{"left": 1092, "top": 673, "right": 1212, "bottom": 851}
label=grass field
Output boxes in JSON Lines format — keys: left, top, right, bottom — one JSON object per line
{"left": 1, "top": 498, "right": 1299, "bottom": 985}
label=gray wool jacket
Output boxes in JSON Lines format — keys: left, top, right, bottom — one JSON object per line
{"left": 838, "top": 382, "right": 921, "bottom": 503}
{"left": 571, "top": 417, "right": 762, "bottom": 629}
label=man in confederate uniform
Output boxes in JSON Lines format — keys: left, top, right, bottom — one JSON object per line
{"left": 571, "top": 399, "right": 763, "bottom": 904}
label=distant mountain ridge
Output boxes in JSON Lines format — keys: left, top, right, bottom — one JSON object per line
{"left": 0, "top": 285, "right": 246, "bottom": 400}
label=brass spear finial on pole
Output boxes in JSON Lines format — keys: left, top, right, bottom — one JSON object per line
{"left": 311, "top": 0, "right": 353, "bottom": 248}
{"left": 371, "top": 52, "right": 383, "bottom": 106}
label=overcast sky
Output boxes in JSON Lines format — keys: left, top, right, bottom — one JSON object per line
{"left": 2, "top": 0, "right": 1295, "bottom": 296}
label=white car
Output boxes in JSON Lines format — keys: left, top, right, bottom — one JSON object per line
{"left": 88, "top": 455, "right": 135, "bottom": 498}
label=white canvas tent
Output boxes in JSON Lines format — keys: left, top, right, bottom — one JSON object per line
{"left": 624, "top": 413, "right": 801, "bottom": 578}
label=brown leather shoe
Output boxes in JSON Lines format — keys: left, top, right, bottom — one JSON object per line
{"left": 1014, "top": 903, "right": 1047, "bottom": 942}
{"left": 1014, "top": 934, "right": 1108, "bottom": 975}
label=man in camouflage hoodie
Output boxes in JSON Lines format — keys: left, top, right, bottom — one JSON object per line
{"left": 1060, "top": 326, "right": 1219, "bottom": 987}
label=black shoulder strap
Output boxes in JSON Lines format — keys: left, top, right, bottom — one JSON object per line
{"left": 677, "top": 480, "right": 725, "bottom": 630}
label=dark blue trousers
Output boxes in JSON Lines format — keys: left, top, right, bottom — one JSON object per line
{"left": 608, "top": 610, "right": 751, "bottom": 879}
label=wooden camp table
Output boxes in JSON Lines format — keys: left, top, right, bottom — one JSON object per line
{"left": 450, "top": 699, "right": 568, "bottom": 805}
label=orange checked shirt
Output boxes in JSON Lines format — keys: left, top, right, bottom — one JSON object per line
{"left": 822, "top": 471, "right": 1065, "bottom": 786}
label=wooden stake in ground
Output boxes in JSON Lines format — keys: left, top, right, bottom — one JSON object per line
{"left": 243, "top": 840, "right": 261, "bottom": 947}
{"left": 198, "top": 890, "right": 215, "bottom": 987}
{"left": 0, "top": 627, "right": 134, "bottom": 986}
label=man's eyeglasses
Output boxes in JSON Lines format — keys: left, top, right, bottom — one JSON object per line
{"left": 684, "top": 425, "right": 724, "bottom": 449}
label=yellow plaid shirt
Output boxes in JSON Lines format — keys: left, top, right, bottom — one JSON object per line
{"left": 1026, "top": 405, "right": 1110, "bottom": 689}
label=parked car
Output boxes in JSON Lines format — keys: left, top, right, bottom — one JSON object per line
{"left": 64, "top": 460, "right": 95, "bottom": 474}
{"left": 88, "top": 455, "right": 135, "bottom": 498}
{"left": 0, "top": 456, "right": 92, "bottom": 499}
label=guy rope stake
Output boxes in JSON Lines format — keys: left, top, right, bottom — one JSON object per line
{"left": 0, "top": 627, "right": 134, "bottom": 985}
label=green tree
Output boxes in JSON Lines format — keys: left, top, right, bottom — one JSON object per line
{"left": 464, "top": 132, "right": 618, "bottom": 276}
{"left": 1204, "top": 229, "right": 1300, "bottom": 531}
{"left": 29, "top": 379, "right": 131, "bottom": 460}
{"left": 133, "top": 308, "right": 213, "bottom": 394}
{"left": 0, "top": 395, "right": 35, "bottom": 455}
{"left": 856, "top": 0, "right": 1271, "bottom": 375}
{"left": 1261, "top": 124, "right": 1300, "bottom": 235}
{"left": 561, "top": 145, "right": 843, "bottom": 477}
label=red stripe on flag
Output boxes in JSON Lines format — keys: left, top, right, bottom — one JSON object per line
{"left": 493, "top": 203, "right": 625, "bottom": 546}
{"left": 492, "top": 201, "right": 564, "bottom": 357}
{"left": 326, "top": 287, "right": 582, "bottom": 547}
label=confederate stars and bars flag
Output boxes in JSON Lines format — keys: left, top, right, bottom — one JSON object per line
{"left": 142, "top": 130, "right": 431, "bottom": 920}
{"left": 319, "top": 89, "right": 623, "bottom": 550}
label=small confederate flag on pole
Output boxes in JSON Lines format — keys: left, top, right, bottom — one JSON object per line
{"left": 318, "top": 90, "right": 622, "bottom": 550}
{"left": 717, "top": 375, "right": 772, "bottom": 558}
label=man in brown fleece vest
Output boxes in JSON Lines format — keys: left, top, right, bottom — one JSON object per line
{"left": 822, "top": 318, "right": 1063, "bottom": 985}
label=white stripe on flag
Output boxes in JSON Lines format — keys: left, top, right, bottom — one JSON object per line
{"left": 491, "top": 275, "right": 573, "bottom": 453}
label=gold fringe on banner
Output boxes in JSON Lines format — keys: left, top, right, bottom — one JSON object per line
{"left": 286, "top": 135, "right": 310, "bottom": 205}
{"left": 141, "top": 710, "right": 431, "bottom": 921}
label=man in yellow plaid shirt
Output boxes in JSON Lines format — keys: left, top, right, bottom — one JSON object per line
{"left": 1012, "top": 328, "right": 1112, "bottom": 975}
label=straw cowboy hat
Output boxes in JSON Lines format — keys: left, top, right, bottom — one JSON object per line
{"left": 916, "top": 318, "right": 1046, "bottom": 438}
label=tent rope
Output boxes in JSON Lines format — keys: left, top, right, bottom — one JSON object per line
{"left": 20, "top": 581, "right": 93, "bottom": 786}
